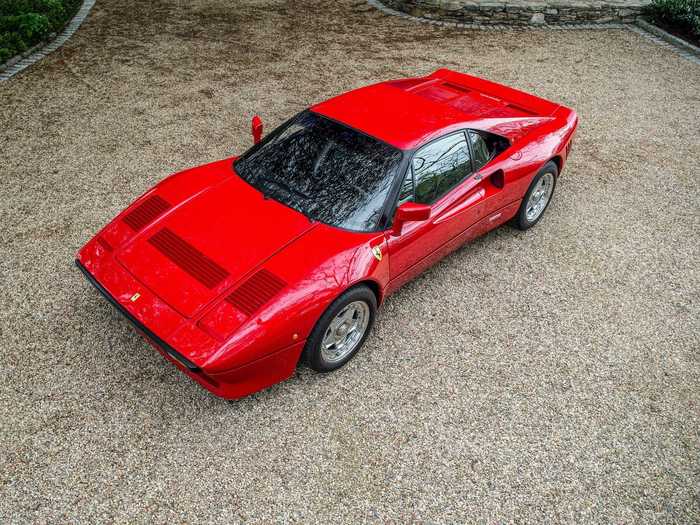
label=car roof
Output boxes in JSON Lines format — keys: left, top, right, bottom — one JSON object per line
{"left": 311, "top": 69, "right": 562, "bottom": 150}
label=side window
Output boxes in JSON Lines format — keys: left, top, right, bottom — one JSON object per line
{"left": 412, "top": 133, "right": 472, "bottom": 204}
{"left": 468, "top": 130, "right": 491, "bottom": 171}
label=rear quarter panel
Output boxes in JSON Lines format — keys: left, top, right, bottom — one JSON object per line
{"left": 486, "top": 108, "right": 578, "bottom": 204}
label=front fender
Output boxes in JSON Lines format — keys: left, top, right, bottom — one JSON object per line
{"left": 202, "top": 224, "right": 389, "bottom": 374}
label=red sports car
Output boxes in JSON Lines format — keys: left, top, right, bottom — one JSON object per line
{"left": 76, "top": 69, "right": 578, "bottom": 399}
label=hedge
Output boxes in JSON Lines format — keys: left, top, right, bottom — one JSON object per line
{"left": 0, "top": 0, "right": 82, "bottom": 64}
{"left": 644, "top": 0, "right": 700, "bottom": 46}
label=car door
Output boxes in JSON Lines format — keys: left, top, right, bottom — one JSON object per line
{"left": 467, "top": 129, "right": 536, "bottom": 231}
{"left": 468, "top": 129, "right": 510, "bottom": 218}
{"left": 385, "top": 131, "right": 488, "bottom": 291}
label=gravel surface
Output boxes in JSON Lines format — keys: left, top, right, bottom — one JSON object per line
{"left": 1, "top": 0, "right": 699, "bottom": 522}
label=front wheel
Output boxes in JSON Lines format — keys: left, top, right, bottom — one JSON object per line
{"left": 303, "top": 285, "right": 377, "bottom": 372}
{"left": 514, "top": 161, "right": 558, "bottom": 230}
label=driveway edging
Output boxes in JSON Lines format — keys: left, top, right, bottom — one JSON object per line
{"left": 635, "top": 19, "right": 700, "bottom": 60}
{"left": 0, "top": 0, "right": 97, "bottom": 82}
{"left": 367, "top": 0, "right": 700, "bottom": 65}
{"left": 367, "top": 0, "right": 628, "bottom": 28}
{"left": 376, "top": 0, "right": 649, "bottom": 25}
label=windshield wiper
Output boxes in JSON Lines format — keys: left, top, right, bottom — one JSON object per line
{"left": 258, "top": 176, "right": 310, "bottom": 200}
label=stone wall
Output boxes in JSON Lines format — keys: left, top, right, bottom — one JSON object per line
{"left": 380, "top": 0, "right": 647, "bottom": 25}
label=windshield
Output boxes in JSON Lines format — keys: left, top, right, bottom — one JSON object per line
{"left": 235, "top": 111, "right": 403, "bottom": 232}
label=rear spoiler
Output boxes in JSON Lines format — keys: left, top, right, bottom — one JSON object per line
{"left": 429, "top": 69, "right": 561, "bottom": 117}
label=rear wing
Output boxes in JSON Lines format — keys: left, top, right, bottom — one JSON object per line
{"left": 429, "top": 69, "right": 561, "bottom": 117}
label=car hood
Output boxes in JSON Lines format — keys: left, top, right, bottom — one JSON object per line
{"left": 117, "top": 173, "right": 314, "bottom": 318}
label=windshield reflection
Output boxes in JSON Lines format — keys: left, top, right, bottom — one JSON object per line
{"left": 235, "top": 111, "right": 403, "bottom": 232}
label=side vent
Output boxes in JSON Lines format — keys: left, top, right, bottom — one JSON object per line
{"left": 490, "top": 170, "right": 505, "bottom": 189}
{"left": 148, "top": 228, "right": 229, "bottom": 289}
{"left": 123, "top": 195, "right": 171, "bottom": 231}
{"left": 226, "top": 269, "right": 286, "bottom": 316}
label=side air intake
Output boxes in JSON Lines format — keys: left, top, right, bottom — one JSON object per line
{"left": 148, "top": 228, "right": 229, "bottom": 289}
{"left": 226, "top": 269, "right": 286, "bottom": 316}
{"left": 123, "top": 195, "right": 171, "bottom": 231}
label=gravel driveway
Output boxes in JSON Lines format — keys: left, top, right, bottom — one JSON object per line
{"left": 1, "top": 0, "right": 698, "bottom": 522}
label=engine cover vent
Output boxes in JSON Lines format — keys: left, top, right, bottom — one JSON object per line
{"left": 148, "top": 228, "right": 229, "bottom": 289}
{"left": 123, "top": 195, "right": 171, "bottom": 231}
{"left": 226, "top": 269, "right": 286, "bottom": 316}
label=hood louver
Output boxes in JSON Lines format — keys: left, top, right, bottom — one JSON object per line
{"left": 226, "top": 269, "right": 286, "bottom": 316}
{"left": 148, "top": 228, "right": 229, "bottom": 289}
{"left": 123, "top": 195, "right": 171, "bottom": 231}
{"left": 96, "top": 236, "right": 112, "bottom": 251}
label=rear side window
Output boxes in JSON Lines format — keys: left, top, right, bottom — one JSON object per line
{"left": 468, "top": 130, "right": 510, "bottom": 171}
{"left": 411, "top": 132, "right": 472, "bottom": 204}
{"left": 469, "top": 131, "right": 491, "bottom": 171}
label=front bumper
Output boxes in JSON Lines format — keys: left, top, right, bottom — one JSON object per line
{"left": 76, "top": 260, "right": 199, "bottom": 371}
{"left": 75, "top": 257, "right": 305, "bottom": 399}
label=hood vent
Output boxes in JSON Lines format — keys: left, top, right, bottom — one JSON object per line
{"left": 226, "top": 269, "right": 286, "bottom": 316}
{"left": 123, "top": 195, "right": 171, "bottom": 231}
{"left": 148, "top": 228, "right": 229, "bottom": 289}
{"left": 96, "top": 236, "right": 112, "bottom": 251}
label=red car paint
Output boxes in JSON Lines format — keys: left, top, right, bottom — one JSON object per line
{"left": 76, "top": 69, "right": 578, "bottom": 399}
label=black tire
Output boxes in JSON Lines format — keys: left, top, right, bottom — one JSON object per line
{"left": 303, "top": 285, "right": 377, "bottom": 372}
{"left": 514, "top": 161, "right": 558, "bottom": 230}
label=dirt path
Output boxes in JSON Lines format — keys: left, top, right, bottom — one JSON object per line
{"left": 1, "top": 1, "right": 698, "bottom": 522}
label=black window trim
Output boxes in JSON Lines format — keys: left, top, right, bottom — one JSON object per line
{"left": 382, "top": 127, "right": 511, "bottom": 229}
{"left": 383, "top": 128, "right": 489, "bottom": 227}
{"left": 234, "top": 116, "right": 507, "bottom": 233}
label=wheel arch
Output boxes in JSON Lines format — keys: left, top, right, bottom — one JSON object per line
{"left": 548, "top": 155, "right": 563, "bottom": 174}
{"left": 298, "top": 278, "right": 383, "bottom": 368}
{"left": 348, "top": 278, "right": 384, "bottom": 307}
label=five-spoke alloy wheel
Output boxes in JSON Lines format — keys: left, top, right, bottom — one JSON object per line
{"left": 515, "top": 161, "right": 558, "bottom": 230}
{"left": 320, "top": 301, "right": 370, "bottom": 364}
{"left": 304, "top": 285, "right": 377, "bottom": 372}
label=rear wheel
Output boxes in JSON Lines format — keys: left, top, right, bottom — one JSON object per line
{"left": 514, "top": 161, "right": 558, "bottom": 230}
{"left": 303, "top": 285, "right": 377, "bottom": 372}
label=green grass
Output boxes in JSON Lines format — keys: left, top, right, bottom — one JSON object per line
{"left": 644, "top": 0, "right": 700, "bottom": 46}
{"left": 0, "top": 0, "right": 82, "bottom": 64}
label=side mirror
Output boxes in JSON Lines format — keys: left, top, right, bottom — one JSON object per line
{"left": 251, "top": 115, "right": 263, "bottom": 145}
{"left": 392, "top": 202, "right": 430, "bottom": 236}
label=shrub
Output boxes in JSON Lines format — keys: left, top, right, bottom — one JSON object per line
{"left": 0, "top": 0, "right": 81, "bottom": 65}
{"left": 644, "top": 0, "right": 700, "bottom": 43}
{"left": 7, "top": 13, "right": 51, "bottom": 40}
{"left": 0, "top": 30, "right": 25, "bottom": 62}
